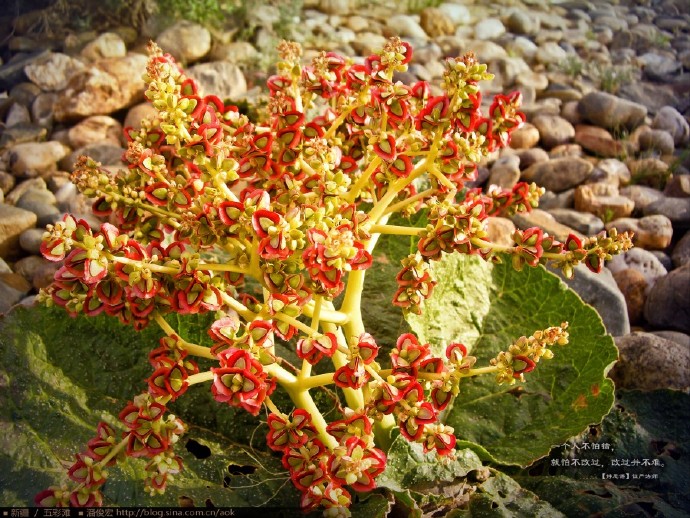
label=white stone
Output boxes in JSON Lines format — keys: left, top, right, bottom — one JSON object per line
{"left": 474, "top": 18, "right": 505, "bottom": 40}
{"left": 437, "top": 3, "right": 471, "bottom": 25}
{"left": 536, "top": 42, "right": 568, "bottom": 65}
{"left": 387, "top": 15, "right": 429, "bottom": 40}
{"left": 24, "top": 52, "right": 85, "bottom": 91}
{"left": 186, "top": 62, "right": 248, "bottom": 100}
{"left": 80, "top": 32, "right": 127, "bottom": 61}
{"left": 156, "top": 21, "right": 211, "bottom": 64}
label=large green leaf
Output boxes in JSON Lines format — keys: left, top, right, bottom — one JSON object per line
{"left": 513, "top": 390, "right": 690, "bottom": 517}
{"left": 0, "top": 305, "right": 299, "bottom": 510}
{"left": 406, "top": 253, "right": 618, "bottom": 467}
{"left": 378, "top": 435, "right": 563, "bottom": 517}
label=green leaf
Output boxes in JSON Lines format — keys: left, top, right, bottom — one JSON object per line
{"left": 378, "top": 434, "right": 484, "bottom": 492}
{"left": 379, "top": 436, "right": 562, "bottom": 517}
{"left": 406, "top": 254, "right": 617, "bottom": 466}
{"left": 514, "top": 390, "right": 690, "bottom": 517}
{"left": 0, "top": 305, "right": 299, "bottom": 510}
{"left": 449, "top": 471, "right": 565, "bottom": 518}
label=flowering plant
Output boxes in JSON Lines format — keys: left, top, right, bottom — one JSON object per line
{"left": 35, "top": 38, "right": 631, "bottom": 513}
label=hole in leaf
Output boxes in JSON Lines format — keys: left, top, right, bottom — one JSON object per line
{"left": 186, "top": 439, "right": 211, "bottom": 459}
{"left": 497, "top": 490, "right": 507, "bottom": 499}
{"left": 491, "top": 502, "right": 499, "bottom": 509}
{"left": 178, "top": 496, "right": 194, "bottom": 507}
{"left": 205, "top": 499, "right": 215, "bottom": 508}
{"left": 228, "top": 464, "right": 257, "bottom": 475}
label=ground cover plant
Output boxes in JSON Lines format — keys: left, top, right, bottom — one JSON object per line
{"left": 1, "top": 38, "right": 635, "bottom": 514}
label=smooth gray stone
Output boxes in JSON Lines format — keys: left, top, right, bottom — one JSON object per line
{"left": 548, "top": 263, "right": 630, "bottom": 336}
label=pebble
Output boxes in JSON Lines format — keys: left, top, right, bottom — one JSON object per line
{"left": 651, "top": 106, "right": 690, "bottom": 145}
{"left": 664, "top": 175, "right": 690, "bottom": 198}
{"left": 536, "top": 42, "right": 569, "bottom": 66}
{"left": 607, "top": 248, "right": 668, "bottom": 290}
{"left": 573, "top": 124, "right": 626, "bottom": 158}
{"left": 80, "top": 32, "right": 127, "bottom": 61}
{"left": 18, "top": 227, "right": 45, "bottom": 254}
{"left": 23, "top": 52, "right": 85, "bottom": 91}
{"left": 7, "top": 141, "right": 69, "bottom": 177}
{"left": 386, "top": 15, "right": 428, "bottom": 40}
{"left": 0, "top": 203, "right": 37, "bottom": 259}
{"left": 612, "top": 268, "right": 647, "bottom": 324}
{"left": 644, "top": 264, "right": 690, "bottom": 333}
{"left": 5, "top": 102, "right": 31, "bottom": 127}
{"left": 643, "top": 196, "right": 690, "bottom": 228}
{"left": 61, "top": 143, "right": 125, "bottom": 171}
{"left": 577, "top": 91, "right": 647, "bottom": 131}
{"left": 512, "top": 208, "right": 581, "bottom": 242}
{"left": 124, "top": 102, "right": 159, "bottom": 130}
{"left": 0, "top": 272, "right": 32, "bottom": 313}
{"left": 156, "top": 21, "right": 211, "bottom": 64}
{"left": 318, "top": 0, "right": 352, "bottom": 15}
{"left": 514, "top": 147, "right": 549, "bottom": 169}
{"left": 506, "top": 9, "right": 539, "bottom": 35}
{"left": 486, "top": 217, "right": 516, "bottom": 247}
{"left": 522, "top": 157, "right": 593, "bottom": 192}
{"left": 672, "top": 231, "right": 690, "bottom": 268}
{"left": 605, "top": 214, "right": 674, "bottom": 250}
{"left": 619, "top": 185, "right": 665, "bottom": 215}
{"left": 209, "top": 41, "right": 259, "bottom": 65}
{"left": 9, "top": 82, "right": 41, "bottom": 107}
{"left": 532, "top": 114, "right": 575, "bottom": 149}
{"left": 54, "top": 53, "right": 148, "bottom": 121}
{"left": 610, "top": 333, "right": 690, "bottom": 390}
{"left": 488, "top": 155, "right": 520, "bottom": 189}
{"left": 186, "top": 62, "right": 248, "bottom": 100}
{"left": 626, "top": 158, "right": 670, "bottom": 189}
{"left": 436, "top": 3, "right": 471, "bottom": 26}
{"left": 547, "top": 208, "right": 605, "bottom": 236}
{"left": 509, "top": 122, "right": 540, "bottom": 149}
{"left": 68, "top": 115, "right": 123, "bottom": 149}
{"left": 574, "top": 183, "right": 634, "bottom": 220}
{"left": 15, "top": 188, "right": 60, "bottom": 226}
{"left": 0, "top": 172, "right": 15, "bottom": 195}
{"left": 550, "top": 263, "right": 630, "bottom": 337}
{"left": 31, "top": 92, "right": 57, "bottom": 127}
{"left": 4, "top": 178, "right": 47, "bottom": 205}
{"left": 650, "top": 330, "right": 690, "bottom": 349}
{"left": 638, "top": 128, "right": 675, "bottom": 155}
{"left": 474, "top": 18, "right": 505, "bottom": 40}
{"left": 420, "top": 8, "right": 455, "bottom": 37}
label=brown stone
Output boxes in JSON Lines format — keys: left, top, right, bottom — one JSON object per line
{"left": 511, "top": 208, "right": 582, "bottom": 242}
{"left": 486, "top": 217, "right": 516, "bottom": 247}
{"left": 606, "top": 214, "right": 673, "bottom": 250}
{"left": 509, "top": 122, "right": 540, "bottom": 149}
{"left": 612, "top": 268, "right": 647, "bottom": 324}
{"left": 574, "top": 124, "right": 626, "bottom": 158}
{"left": 522, "top": 157, "right": 593, "bottom": 192}
{"left": 54, "top": 53, "right": 147, "bottom": 121}
{"left": 664, "top": 175, "right": 690, "bottom": 198}
{"left": 574, "top": 183, "right": 635, "bottom": 220}
{"left": 420, "top": 8, "right": 455, "bottom": 37}
{"left": 627, "top": 158, "right": 670, "bottom": 189}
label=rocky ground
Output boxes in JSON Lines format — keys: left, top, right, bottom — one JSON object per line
{"left": 0, "top": 0, "right": 688, "bottom": 391}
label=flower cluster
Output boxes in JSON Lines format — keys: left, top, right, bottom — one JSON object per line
{"left": 37, "top": 38, "right": 632, "bottom": 514}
